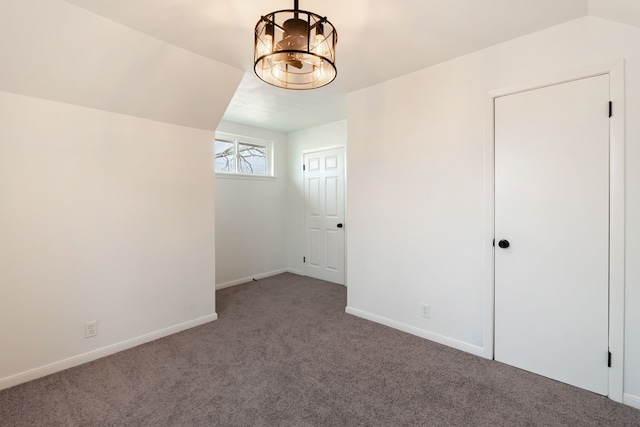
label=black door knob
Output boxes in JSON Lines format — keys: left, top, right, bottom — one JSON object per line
{"left": 498, "top": 239, "right": 510, "bottom": 249}
{"left": 337, "top": 223, "right": 343, "bottom": 228}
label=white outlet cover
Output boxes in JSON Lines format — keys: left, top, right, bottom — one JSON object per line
{"left": 421, "top": 304, "right": 431, "bottom": 318}
{"left": 85, "top": 321, "right": 98, "bottom": 338}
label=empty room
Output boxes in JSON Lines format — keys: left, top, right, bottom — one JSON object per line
{"left": 1, "top": 0, "right": 640, "bottom": 425}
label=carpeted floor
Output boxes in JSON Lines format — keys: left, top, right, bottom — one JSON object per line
{"left": 1, "top": 272, "right": 639, "bottom": 426}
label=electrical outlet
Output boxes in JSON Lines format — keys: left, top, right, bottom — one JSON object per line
{"left": 85, "top": 321, "right": 98, "bottom": 338}
{"left": 421, "top": 304, "right": 431, "bottom": 319}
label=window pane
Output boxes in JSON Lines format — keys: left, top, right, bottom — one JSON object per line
{"left": 237, "top": 142, "right": 267, "bottom": 174}
{"left": 215, "top": 139, "right": 235, "bottom": 172}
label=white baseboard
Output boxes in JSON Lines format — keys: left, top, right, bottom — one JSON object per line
{"left": 216, "top": 268, "right": 300, "bottom": 290}
{"left": 0, "top": 313, "right": 217, "bottom": 391}
{"left": 624, "top": 393, "right": 640, "bottom": 410}
{"left": 345, "top": 306, "right": 485, "bottom": 357}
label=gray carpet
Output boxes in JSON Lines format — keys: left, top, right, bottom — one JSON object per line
{"left": 1, "top": 272, "right": 639, "bottom": 426}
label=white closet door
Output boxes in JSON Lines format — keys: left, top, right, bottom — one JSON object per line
{"left": 494, "top": 74, "right": 610, "bottom": 394}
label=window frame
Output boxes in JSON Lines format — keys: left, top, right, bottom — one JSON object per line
{"left": 214, "top": 132, "right": 274, "bottom": 178}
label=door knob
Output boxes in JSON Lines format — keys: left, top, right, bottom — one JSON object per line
{"left": 337, "top": 223, "right": 343, "bottom": 228}
{"left": 498, "top": 239, "right": 510, "bottom": 249}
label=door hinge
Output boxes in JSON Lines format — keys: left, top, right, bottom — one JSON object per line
{"left": 493, "top": 239, "right": 495, "bottom": 247}
{"left": 303, "top": 256, "right": 306, "bottom": 263}
{"left": 609, "top": 101, "right": 613, "bottom": 118}
{"left": 608, "top": 351, "right": 612, "bottom": 368}
{"left": 303, "top": 164, "right": 306, "bottom": 171}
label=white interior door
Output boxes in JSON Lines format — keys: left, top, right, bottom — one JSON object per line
{"left": 304, "top": 148, "right": 345, "bottom": 285}
{"left": 494, "top": 75, "right": 610, "bottom": 395}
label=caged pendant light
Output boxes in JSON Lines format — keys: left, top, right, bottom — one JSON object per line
{"left": 254, "top": 0, "right": 337, "bottom": 90}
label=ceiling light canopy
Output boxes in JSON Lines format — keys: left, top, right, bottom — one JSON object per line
{"left": 254, "top": 0, "right": 337, "bottom": 90}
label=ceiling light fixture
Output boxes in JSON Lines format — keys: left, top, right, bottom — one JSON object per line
{"left": 254, "top": 0, "right": 337, "bottom": 90}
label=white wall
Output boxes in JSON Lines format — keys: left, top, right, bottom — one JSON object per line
{"left": 213, "top": 119, "right": 348, "bottom": 288}
{"left": 0, "top": 0, "right": 242, "bottom": 389}
{"left": 346, "top": 16, "right": 640, "bottom": 402}
{"left": 286, "top": 120, "right": 348, "bottom": 274}
{"left": 214, "top": 121, "right": 289, "bottom": 288}
{"left": 0, "top": 92, "right": 220, "bottom": 387}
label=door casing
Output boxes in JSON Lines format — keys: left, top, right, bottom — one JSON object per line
{"left": 483, "top": 60, "right": 625, "bottom": 402}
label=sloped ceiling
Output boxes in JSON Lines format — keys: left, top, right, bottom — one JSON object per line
{"left": 0, "top": 0, "right": 243, "bottom": 130}
{"left": 589, "top": 0, "right": 640, "bottom": 28}
{"left": 61, "top": 0, "right": 639, "bottom": 132}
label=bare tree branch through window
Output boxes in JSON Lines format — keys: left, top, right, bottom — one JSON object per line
{"left": 214, "top": 136, "right": 270, "bottom": 175}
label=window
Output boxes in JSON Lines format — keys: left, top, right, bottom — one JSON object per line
{"left": 214, "top": 132, "right": 273, "bottom": 176}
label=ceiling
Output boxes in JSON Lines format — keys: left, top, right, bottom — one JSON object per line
{"left": 62, "top": 0, "right": 638, "bottom": 133}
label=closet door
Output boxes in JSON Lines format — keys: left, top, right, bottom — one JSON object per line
{"left": 494, "top": 75, "right": 610, "bottom": 394}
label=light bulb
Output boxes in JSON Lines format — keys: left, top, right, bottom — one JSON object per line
{"left": 272, "top": 65, "right": 283, "bottom": 81}
{"left": 259, "top": 22, "right": 275, "bottom": 57}
{"left": 313, "top": 65, "right": 324, "bottom": 82}
{"left": 259, "top": 34, "right": 273, "bottom": 57}
{"left": 313, "top": 34, "right": 327, "bottom": 56}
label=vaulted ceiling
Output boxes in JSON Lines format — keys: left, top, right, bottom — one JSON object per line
{"left": 64, "top": 0, "right": 640, "bottom": 132}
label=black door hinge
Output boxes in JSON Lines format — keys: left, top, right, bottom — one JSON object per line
{"left": 609, "top": 101, "right": 613, "bottom": 118}
{"left": 303, "top": 256, "right": 306, "bottom": 263}
{"left": 608, "top": 351, "right": 612, "bottom": 368}
{"left": 493, "top": 239, "right": 495, "bottom": 247}
{"left": 303, "top": 164, "right": 306, "bottom": 171}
